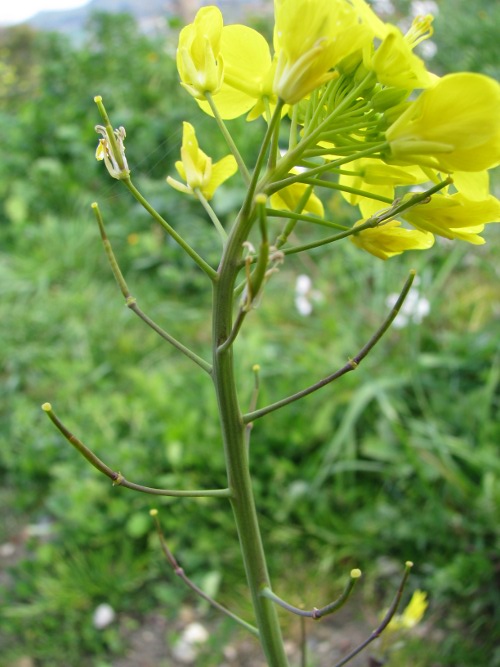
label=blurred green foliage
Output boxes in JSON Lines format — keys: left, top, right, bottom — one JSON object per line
{"left": 1, "top": 7, "right": 499, "bottom": 666}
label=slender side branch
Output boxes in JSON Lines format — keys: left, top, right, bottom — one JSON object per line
{"left": 91, "top": 203, "right": 212, "bottom": 375}
{"left": 218, "top": 196, "right": 270, "bottom": 353}
{"left": 267, "top": 142, "right": 388, "bottom": 196}
{"left": 218, "top": 307, "right": 247, "bottom": 354}
{"left": 195, "top": 188, "right": 228, "bottom": 243}
{"left": 41, "top": 404, "right": 230, "bottom": 498}
{"left": 204, "top": 92, "right": 251, "bottom": 186}
{"left": 129, "top": 301, "right": 213, "bottom": 374}
{"left": 267, "top": 208, "right": 349, "bottom": 232}
{"left": 261, "top": 568, "right": 361, "bottom": 620}
{"left": 243, "top": 271, "right": 416, "bottom": 423}
{"left": 150, "top": 509, "right": 259, "bottom": 637}
{"left": 279, "top": 177, "right": 452, "bottom": 257}
{"left": 332, "top": 562, "right": 414, "bottom": 667}
{"left": 245, "top": 364, "right": 261, "bottom": 447}
{"left": 273, "top": 185, "right": 316, "bottom": 250}
{"left": 300, "top": 178, "right": 393, "bottom": 204}
{"left": 94, "top": 98, "right": 215, "bottom": 278}
{"left": 121, "top": 179, "right": 217, "bottom": 280}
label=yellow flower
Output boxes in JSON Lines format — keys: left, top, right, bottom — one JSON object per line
{"left": 349, "top": 0, "right": 389, "bottom": 40}
{"left": 340, "top": 158, "right": 429, "bottom": 217}
{"left": 452, "top": 170, "right": 490, "bottom": 202}
{"left": 95, "top": 124, "right": 129, "bottom": 180}
{"left": 270, "top": 181, "right": 324, "bottom": 216}
{"left": 176, "top": 6, "right": 224, "bottom": 99}
{"left": 387, "top": 73, "right": 500, "bottom": 172}
{"left": 198, "top": 24, "right": 277, "bottom": 120}
{"left": 388, "top": 590, "right": 428, "bottom": 632}
{"left": 371, "top": 21, "right": 435, "bottom": 90}
{"left": 166, "top": 122, "right": 237, "bottom": 200}
{"left": 351, "top": 220, "right": 434, "bottom": 259}
{"left": 273, "top": 0, "right": 371, "bottom": 104}
{"left": 403, "top": 192, "right": 500, "bottom": 244}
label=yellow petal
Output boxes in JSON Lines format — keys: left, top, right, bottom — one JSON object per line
{"left": 372, "top": 25, "right": 434, "bottom": 89}
{"left": 177, "top": 6, "right": 224, "bottom": 98}
{"left": 452, "top": 170, "right": 490, "bottom": 201}
{"left": 203, "top": 155, "right": 238, "bottom": 200}
{"left": 351, "top": 219, "right": 434, "bottom": 259}
{"left": 270, "top": 182, "right": 324, "bottom": 216}
{"left": 273, "top": 0, "right": 371, "bottom": 104}
{"left": 198, "top": 24, "right": 275, "bottom": 120}
{"left": 387, "top": 73, "right": 500, "bottom": 172}
{"left": 403, "top": 192, "right": 500, "bottom": 242}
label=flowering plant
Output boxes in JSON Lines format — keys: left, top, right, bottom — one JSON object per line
{"left": 44, "top": 1, "right": 499, "bottom": 665}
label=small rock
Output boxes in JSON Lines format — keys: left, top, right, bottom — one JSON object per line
{"left": 183, "top": 622, "right": 209, "bottom": 644}
{"left": 93, "top": 603, "right": 116, "bottom": 629}
{"left": 172, "top": 622, "right": 209, "bottom": 664}
{"left": 0, "top": 543, "right": 16, "bottom": 558}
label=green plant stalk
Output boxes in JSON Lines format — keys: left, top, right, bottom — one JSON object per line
{"left": 41, "top": 404, "right": 229, "bottom": 498}
{"left": 122, "top": 177, "right": 217, "bottom": 280}
{"left": 205, "top": 92, "right": 251, "bottom": 186}
{"left": 211, "top": 201, "right": 289, "bottom": 667}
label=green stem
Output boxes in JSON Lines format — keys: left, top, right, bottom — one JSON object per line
{"left": 91, "top": 203, "right": 212, "bottom": 374}
{"left": 121, "top": 178, "right": 217, "bottom": 280}
{"left": 251, "top": 99, "right": 285, "bottom": 198}
{"left": 288, "top": 104, "right": 299, "bottom": 151}
{"left": 273, "top": 185, "right": 317, "bottom": 249}
{"left": 268, "top": 111, "right": 281, "bottom": 171}
{"left": 243, "top": 271, "right": 416, "bottom": 423}
{"left": 332, "top": 562, "right": 414, "bottom": 667}
{"left": 278, "top": 177, "right": 452, "bottom": 257}
{"left": 267, "top": 142, "right": 388, "bottom": 196}
{"left": 211, "top": 198, "right": 289, "bottom": 666}
{"left": 205, "top": 92, "right": 251, "bottom": 186}
{"left": 261, "top": 568, "right": 360, "bottom": 619}
{"left": 195, "top": 188, "right": 228, "bottom": 243}
{"left": 41, "top": 404, "right": 230, "bottom": 498}
{"left": 301, "top": 178, "right": 393, "bottom": 204}
{"left": 152, "top": 511, "right": 259, "bottom": 636}
{"left": 267, "top": 207, "right": 348, "bottom": 232}
{"left": 302, "top": 72, "right": 375, "bottom": 145}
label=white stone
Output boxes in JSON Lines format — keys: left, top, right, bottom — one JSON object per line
{"left": 92, "top": 603, "right": 116, "bottom": 629}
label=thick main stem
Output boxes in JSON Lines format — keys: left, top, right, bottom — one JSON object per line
{"left": 212, "top": 204, "right": 289, "bottom": 667}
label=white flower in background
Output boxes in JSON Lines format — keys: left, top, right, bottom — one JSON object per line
{"left": 373, "top": 0, "right": 396, "bottom": 15}
{"left": 172, "top": 622, "right": 210, "bottom": 664}
{"left": 411, "top": 0, "right": 439, "bottom": 16}
{"left": 418, "top": 39, "right": 438, "bottom": 59}
{"left": 386, "top": 278, "right": 430, "bottom": 328}
{"left": 294, "top": 274, "right": 323, "bottom": 316}
{"left": 93, "top": 603, "right": 116, "bottom": 629}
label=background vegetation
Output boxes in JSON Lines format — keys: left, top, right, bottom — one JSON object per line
{"left": 1, "top": 2, "right": 499, "bottom": 665}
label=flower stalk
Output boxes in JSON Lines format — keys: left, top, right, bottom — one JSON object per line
{"left": 42, "top": 2, "right": 500, "bottom": 666}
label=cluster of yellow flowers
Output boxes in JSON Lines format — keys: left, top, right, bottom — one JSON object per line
{"left": 168, "top": 0, "right": 500, "bottom": 258}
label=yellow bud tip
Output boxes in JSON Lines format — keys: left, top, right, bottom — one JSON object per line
{"left": 94, "top": 95, "right": 102, "bottom": 103}
{"left": 350, "top": 568, "right": 362, "bottom": 579}
{"left": 255, "top": 193, "right": 267, "bottom": 205}
{"left": 149, "top": 509, "right": 158, "bottom": 516}
{"left": 405, "top": 560, "right": 414, "bottom": 568}
{"left": 252, "top": 364, "right": 261, "bottom": 372}
{"left": 41, "top": 402, "right": 52, "bottom": 412}
{"left": 91, "top": 202, "right": 98, "bottom": 209}
{"left": 409, "top": 269, "right": 417, "bottom": 277}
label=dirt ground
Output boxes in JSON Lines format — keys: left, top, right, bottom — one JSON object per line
{"left": 110, "top": 605, "right": 377, "bottom": 667}
{"left": 1, "top": 535, "right": 415, "bottom": 667}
